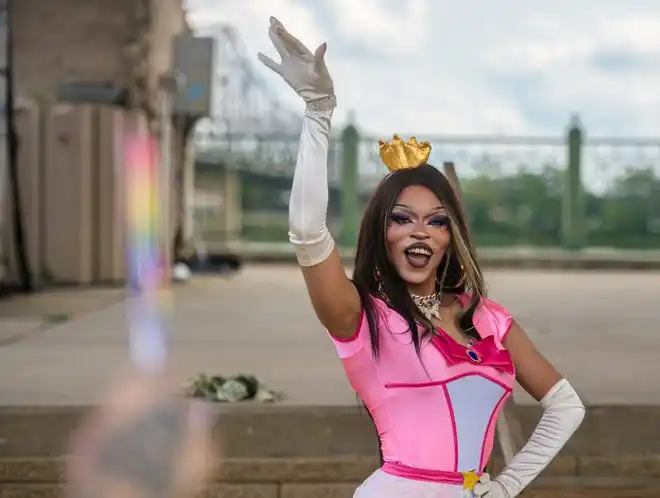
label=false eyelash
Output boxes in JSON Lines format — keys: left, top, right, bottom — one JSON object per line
{"left": 389, "top": 213, "right": 410, "bottom": 224}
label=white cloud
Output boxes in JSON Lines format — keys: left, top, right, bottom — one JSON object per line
{"left": 326, "top": 0, "right": 431, "bottom": 56}
{"left": 186, "top": 0, "right": 328, "bottom": 56}
{"left": 597, "top": 15, "right": 660, "bottom": 50}
{"left": 482, "top": 9, "right": 660, "bottom": 135}
{"left": 487, "top": 13, "right": 660, "bottom": 73}
{"left": 184, "top": 0, "right": 660, "bottom": 137}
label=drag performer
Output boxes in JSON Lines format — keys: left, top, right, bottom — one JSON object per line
{"left": 258, "top": 17, "right": 585, "bottom": 498}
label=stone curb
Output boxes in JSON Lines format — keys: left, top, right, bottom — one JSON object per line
{"left": 2, "top": 483, "right": 660, "bottom": 498}
{"left": 2, "top": 405, "right": 660, "bottom": 458}
{"left": 1, "top": 455, "right": 660, "bottom": 483}
{"left": 264, "top": 482, "right": 660, "bottom": 498}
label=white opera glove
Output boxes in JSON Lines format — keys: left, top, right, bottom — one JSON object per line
{"left": 257, "top": 17, "right": 335, "bottom": 108}
{"left": 473, "top": 379, "right": 586, "bottom": 498}
{"left": 258, "top": 17, "right": 336, "bottom": 267}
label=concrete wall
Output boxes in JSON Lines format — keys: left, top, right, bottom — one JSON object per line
{"left": 147, "top": 0, "right": 193, "bottom": 264}
{"left": 0, "top": 406, "right": 658, "bottom": 497}
{"left": 148, "top": 0, "right": 188, "bottom": 98}
{"left": 2, "top": 103, "right": 151, "bottom": 286}
{"left": 3, "top": 0, "right": 192, "bottom": 287}
{"left": 2, "top": 100, "right": 43, "bottom": 286}
{"left": 11, "top": 0, "right": 133, "bottom": 102}
{"left": 12, "top": 0, "right": 189, "bottom": 107}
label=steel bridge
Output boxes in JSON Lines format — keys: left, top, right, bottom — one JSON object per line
{"left": 189, "top": 23, "right": 660, "bottom": 251}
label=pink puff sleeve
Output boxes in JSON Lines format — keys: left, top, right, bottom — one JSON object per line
{"left": 326, "top": 295, "right": 387, "bottom": 359}
{"left": 327, "top": 308, "right": 367, "bottom": 359}
{"left": 474, "top": 297, "right": 514, "bottom": 349}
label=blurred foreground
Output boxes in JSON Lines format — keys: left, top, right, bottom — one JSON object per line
{"left": 66, "top": 369, "right": 217, "bottom": 498}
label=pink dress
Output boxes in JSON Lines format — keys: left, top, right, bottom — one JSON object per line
{"left": 329, "top": 294, "right": 516, "bottom": 497}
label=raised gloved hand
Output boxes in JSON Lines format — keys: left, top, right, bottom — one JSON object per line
{"left": 257, "top": 17, "right": 336, "bottom": 267}
{"left": 257, "top": 17, "right": 335, "bottom": 105}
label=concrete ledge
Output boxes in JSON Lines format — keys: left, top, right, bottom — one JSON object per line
{"left": 2, "top": 483, "right": 659, "bottom": 498}
{"left": 1, "top": 405, "right": 660, "bottom": 459}
{"left": 2, "top": 455, "right": 660, "bottom": 482}
{"left": 1, "top": 457, "right": 660, "bottom": 498}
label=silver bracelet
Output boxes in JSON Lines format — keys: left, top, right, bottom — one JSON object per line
{"left": 305, "top": 94, "right": 337, "bottom": 112}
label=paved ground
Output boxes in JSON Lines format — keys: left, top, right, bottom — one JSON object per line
{"left": 0, "top": 266, "right": 658, "bottom": 406}
{"left": 214, "top": 242, "right": 660, "bottom": 269}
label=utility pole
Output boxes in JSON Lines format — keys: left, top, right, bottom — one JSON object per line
{"left": 158, "top": 72, "right": 184, "bottom": 278}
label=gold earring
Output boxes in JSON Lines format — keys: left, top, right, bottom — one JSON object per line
{"left": 443, "top": 263, "right": 466, "bottom": 290}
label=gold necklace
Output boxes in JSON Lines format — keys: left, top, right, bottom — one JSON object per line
{"left": 411, "top": 293, "right": 475, "bottom": 348}
{"left": 410, "top": 292, "right": 443, "bottom": 322}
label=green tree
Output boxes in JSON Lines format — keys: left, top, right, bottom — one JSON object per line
{"left": 462, "top": 165, "right": 563, "bottom": 246}
{"left": 592, "top": 167, "right": 660, "bottom": 247}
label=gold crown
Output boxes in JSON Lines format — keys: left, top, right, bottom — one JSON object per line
{"left": 378, "top": 134, "right": 432, "bottom": 172}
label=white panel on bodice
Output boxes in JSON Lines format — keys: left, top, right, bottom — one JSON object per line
{"left": 445, "top": 375, "right": 507, "bottom": 472}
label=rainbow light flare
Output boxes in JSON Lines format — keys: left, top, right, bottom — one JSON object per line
{"left": 123, "top": 131, "right": 170, "bottom": 371}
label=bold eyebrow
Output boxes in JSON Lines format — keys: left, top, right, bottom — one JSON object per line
{"left": 393, "top": 203, "right": 445, "bottom": 213}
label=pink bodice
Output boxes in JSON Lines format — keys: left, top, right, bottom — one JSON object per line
{"left": 329, "top": 294, "right": 516, "bottom": 475}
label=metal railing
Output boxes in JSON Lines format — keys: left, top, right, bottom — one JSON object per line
{"left": 194, "top": 117, "right": 660, "bottom": 251}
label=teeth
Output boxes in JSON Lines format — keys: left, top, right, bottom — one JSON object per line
{"left": 406, "top": 247, "right": 432, "bottom": 257}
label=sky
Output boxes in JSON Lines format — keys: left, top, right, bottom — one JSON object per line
{"left": 184, "top": 0, "right": 660, "bottom": 140}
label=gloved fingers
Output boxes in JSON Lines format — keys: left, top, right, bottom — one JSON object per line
{"left": 267, "top": 26, "right": 289, "bottom": 59}
{"left": 472, "top": 473, "right": 492, "bottom": 497}
{"left": 257, "top": 52, "right": 281, "bottom": 74}
{"left": 268, "top": 15, "right": 312, "bottom": 58}
{"left": 313, "top": 42, "right": 327, "bottom": 63}
{"left": 474, "top": 479, "right": 508, "bottom": 498}
{"left": 279, "top": 29, "right": 313, "bottom": 57}
{"left": 472, "top": 482, "right": 490, "bottom": 496}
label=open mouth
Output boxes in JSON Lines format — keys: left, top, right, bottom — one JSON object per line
{"left": 404, "top": 242, "right": 433, "bottom": 269}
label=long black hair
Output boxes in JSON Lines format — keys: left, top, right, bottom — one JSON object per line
{"left": 352, "top": 165, "right": 486, "bottom": 359}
